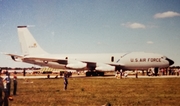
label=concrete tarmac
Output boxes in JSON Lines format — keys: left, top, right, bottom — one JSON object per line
{"left": 2, "top": 74, "right": 180, "bottom": 79}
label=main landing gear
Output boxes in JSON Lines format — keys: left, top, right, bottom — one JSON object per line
{"left": 85, "top": 71, "right": 104, "bottom": 76}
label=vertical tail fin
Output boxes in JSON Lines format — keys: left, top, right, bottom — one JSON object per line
{"left": 17, "top": 26, "right": 48, "bottom": 56}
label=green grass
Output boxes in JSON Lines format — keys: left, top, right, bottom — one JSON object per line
{"left": 8, "top": 78, "right": 180, "bottom": 106}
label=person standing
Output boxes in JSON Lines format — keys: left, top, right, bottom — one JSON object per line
{"left": 4, "top": 73, "right": 11, "bottom": 97}
{"left": 5, "top": 70, "right": 8, "bottom": 76}
{"left": 3, "top": 79, "right": 8, "bottom": 106}
{"left": 23, "top": 69, "right": 26, "bottom": 77}
{"left": 168, "top": 68, "right": 172, "bottom": 75}
{"left": 60, "top": 71, "right": 63, "bottom": 78}
{"left": 0, "top": 73, "right": 4, "bottom": 106}
{"left": 115, "top": 71, "right": 119, "bottom": 79}
{"left": 177, "top": 68, "right": 180, "bottom": 76}
{"left": 135, "top": 70, "right": 138, "bottom": 78}
{"left": 64, "top": 74, "right": 68, "bottom": 90}
{"left": 120, "top": 69, "right": 123, "bottom": 79}
{"left": 13, "top": 75, "right": 17, "bottom": 95}
{"left": 162, "top": 68, "right": 165, "bottom": 75}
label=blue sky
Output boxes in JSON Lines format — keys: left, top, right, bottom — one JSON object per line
{"left": 0, "top": 0, "right": 180, "bottom": 67}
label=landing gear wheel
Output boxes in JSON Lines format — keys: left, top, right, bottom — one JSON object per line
{"left": 86, "top": 72, "right": 91, "bottom": 76}
{"left": 92, "top": 72, "right": 98, "bottom": 76}
{"left": 98, "top": 72, "right": 104, "bottom": 76}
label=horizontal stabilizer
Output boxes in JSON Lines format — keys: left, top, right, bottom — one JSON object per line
{"left": 17, "top": 26, "right": 27, "bottom": 28}
{"left": 5, "top": 53, "right": 23, "bottom": 62}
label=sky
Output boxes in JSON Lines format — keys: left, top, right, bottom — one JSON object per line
{"left": 0, "top": 0, "right": 180, "bottom": 67}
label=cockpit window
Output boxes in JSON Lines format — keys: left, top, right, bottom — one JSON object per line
{"left": 161, "top": 56, "right": 166, "bottom": 59}
{"left": 116, "top": 59, "right": 120, "bottom": 63}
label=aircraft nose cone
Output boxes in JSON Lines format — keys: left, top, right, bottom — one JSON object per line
{"left": 166, "top": 58, "right": 174, "bottom": 66}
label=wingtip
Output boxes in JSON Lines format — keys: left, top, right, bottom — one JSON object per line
{"left": 17, "top": 26, "right": 27, "bottom": 28}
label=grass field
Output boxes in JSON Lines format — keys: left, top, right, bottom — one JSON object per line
{"left": 8, "top": 77, "right": 180, "bottom": 106}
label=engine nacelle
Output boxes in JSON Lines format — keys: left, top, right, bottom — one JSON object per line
{"left": 66, "top": 60, "right": 87, "bottom": 70}
{"left": 95, "top": 64, "right": 115, "bottom": 71}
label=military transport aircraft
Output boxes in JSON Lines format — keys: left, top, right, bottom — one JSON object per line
{"left": 5, "top": 26, "right": 174, "bottom": 76}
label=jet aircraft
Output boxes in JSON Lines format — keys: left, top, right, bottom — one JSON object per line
{"left": 6, "top": 26, "right": 174, "bottom": 76}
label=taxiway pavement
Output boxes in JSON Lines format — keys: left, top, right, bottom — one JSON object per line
{"left": 2, "top": 74, "right": 180, "bottom": 79}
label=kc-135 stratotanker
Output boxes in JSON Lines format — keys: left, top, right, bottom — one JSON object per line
{"left": 6, "top": 26, "right": 174, "bottom": 76}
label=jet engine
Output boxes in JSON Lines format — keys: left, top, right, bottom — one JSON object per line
{"left": 95, "top": 64, "right": 115, "bottom": 71}
{"left": 66, "top": 60, "right": 87, "bottom": 70}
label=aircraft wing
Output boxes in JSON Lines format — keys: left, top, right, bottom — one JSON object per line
{"left": 20, "top": 56, "right": 68, "bottom": 67}
{"left": 23, "top": 56, "right": 64, "bottom": 62}
{"left": 18, "top": 56, "right": 125, "bottom": 71}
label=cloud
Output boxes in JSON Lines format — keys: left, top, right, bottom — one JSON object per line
{"left": 147, "top": 41, "right": 154, "bottom": 44}
{"left": 154, "top": 11, "right": 180, "bottom": 19}
{"left": 97, "top": 42, "right": 102, "bottom": 45}
{"left": 51, "top": 31, "right": 55, "bottom": 35}
{"left": 146, "top": 25, "right": 159, "bottom": 28}
{"left": 103, "top": 25, "right": 110, "bottom": 28}
{"left": 121, "top": 22, "right": 146, "bottom": 29}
